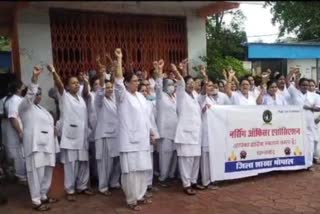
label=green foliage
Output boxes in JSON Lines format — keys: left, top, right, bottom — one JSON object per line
{"left": 0, "top": 36, "right": 11, "bottom": 51}
{"left": 265, "top": 1, "right": 320, "bottom": 41}
{"left": 195, "top": 9, "right": 248, "bottom": 80}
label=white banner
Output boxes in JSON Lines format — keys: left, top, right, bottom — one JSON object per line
{"left": 207, "top": 105, "right": 311, "bottom": 181}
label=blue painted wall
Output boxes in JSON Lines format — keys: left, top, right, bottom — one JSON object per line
{"left": 248, "top": 43, "right": 320, "bottom": 59}
{"left": 0, "top": 51, "right": 12, "bottom": 70}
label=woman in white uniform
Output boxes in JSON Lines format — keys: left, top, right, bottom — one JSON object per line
{"left": 308, "top": 79, "right": 320, "bottom": 164}
{"left": 198, "top": 66, "right": 230, "bottom": 190}
{"left": 3, "top": 79, "right": 27, "bottom": 183}
{"left": 113, "top": 48, "right": 152, "bottom": 211}
{"left": 138, "top": 81, "right": 159, "bottom": 194}
{"left": 171, "top": 63, "right": 204, "bottom": 195}
{"left": 19, "top": 66, "right": 59, "bottom": 211}
{"left": 47, "top": 64, "right": 93, "bottom": 202}
{"left": 275, "top": 73, "right": 292, "bottom": 105}
{"left": 94, "top": 69, "right": 121, "bottom": 196}
{"left": 154, "top": 60, "right": 178, "bottom": 187}
{"left": 225, "top": 71, "right": 257, "bottom": 105}
{"left": 286, "top": 70, "right": 320, "bottom": 169}
{"left": 256, "top": 79, "right": 287, "bottom": 106}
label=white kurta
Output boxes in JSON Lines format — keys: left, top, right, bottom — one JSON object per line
{"left": 277, "top": 86, "right": 292, "bottom": 105}
{"left": 155, "top": 78, "right": 178, "bottom": 182}
{"left": 114, "top": 78, "right": 152, "bottom": 205}
{"left": 198, "top": 93, "right": 229, "bottom": 186}
{"left": 288, "top": 84, "right": 320, "bottom": 167}
{"left": 19, "top": 83, "right": 58, "bottom": 205}
{"left": 58, "top": 89, "right": 89, "bottom": 194}
{"left": 4, "top": 94, "right": 26, "bottom": 181}
{"left": 230, "top": 91, "right": 257, "bottom": 105}
{"left": 262, "top": 93, "right": 287, "bottom": 106}
{"left": 94, "top": 86, "right": 121, "bottom": 192}
{"left": 311, "top": 92, "right": 320, "bottom": 159}
{"left": 174, "top": 79, "right": 201, "bottom": 188}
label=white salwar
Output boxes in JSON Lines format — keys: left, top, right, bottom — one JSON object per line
{"left": 94, "top": 86, "right": 121, "bottom": 192}
{"left": 4, "top": 94, "right": 27, "bottom": 181}
{"left": 58, "top": 89, "right": 90, "bottom": 194}
{"left": 288, "top": 84, "right": 320, "bottom": 167}
{"left": 199, "top": 92, "right": 230, "bottom": 186}
{"left": 174, "top": 79, "right": 202, "bottom": 188}
{"left": 145, "top": 99, "right": 160, "bottom": 187}
{"left": 114, "top": 78, "right": 152, "bottom": 205}
{"left": 19, "top": 83, "right": 59, "bottom": 205}
{"left": 155, "top": 78, "right": 178, "bottom": 182}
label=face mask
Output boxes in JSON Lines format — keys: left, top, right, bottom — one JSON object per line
{"left": 147, "top": 95, "right": 156, "bottom": 101}
{"left": 212, "top": 89, "right": 219, "bottom": 95}
{"left": 166, "top": 85, "right": 175, "bottom": 94}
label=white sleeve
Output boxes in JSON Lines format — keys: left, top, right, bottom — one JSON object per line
{"left": 8, "top": 97, "right": 22, "bottom": 119}
{"left": 287, "top": 84, "right": 300, "bottom": 98}
{"left": 94, "top": 86, "right": 105, "bottom": 108}
{"left": 114, "top": 78, "right": 126, "bottom": 104}
{"left": 18, "top": 83, "right": 39, "bottom": 114}
{"left": 176, "top": 79, "right": 186, "bottom": 114}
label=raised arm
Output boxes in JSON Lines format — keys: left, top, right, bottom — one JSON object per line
{"left": 82, "top": 72, "right": 90, "bottom": 98}
{"left": 19, "top": 65, "right": 42, "bottom": 113}
{"left": 286, "top": 69, "right": 295, "bottom": 89}
{"left": 95, "top": 66, "right": 106, "bottom": 108}
{"left": 114, "top": 48, "right": 123, "bottom": 79}
{"left": 225, "top": 70, "right": 235, "bottom": 98}
{"left": 256, "top": 87, "right": 266, "bottom": 105}
{"left": 47, "top": 64, "right": 64, "bottom": 95}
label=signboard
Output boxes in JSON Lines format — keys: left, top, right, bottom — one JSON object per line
{"left": 207, "top": 106, "right": 310, "bottom": 181}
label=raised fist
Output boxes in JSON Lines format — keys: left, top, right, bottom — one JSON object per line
{"left": 33, "top": 65, "right": 43, "bottom": 76}
{"left": 46, "top": 64, "right": 56, "bottom": 73}
{"left": 114, "top": 48, "right": 122, "bottom": 59}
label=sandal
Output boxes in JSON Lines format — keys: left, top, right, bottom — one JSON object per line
{"left": 128, "top": 204, "right": 142, "bottom": 211}
{"left": 144, "top": 191, "right": 153, "bottom": 198}
{"left": 41, "top": 197, "right": 59, "bottom": 204}
{"left": 191, "top": 183, "right": 205, "bottom": 190}
{"left": 183, "top": 187, "right": 196, "bottom": 195}
{"left": 33, "top": 203, "right": 50, "bottom": 211}
{"left": 66, "top": 193, "right": 76, "bottom": 202}
{"left": 206, "top": 184, "right": 219, "bottom": 190}
{"left": 77, "top": 188, "right": 95, "bottom": 196}
{"left": 99, "top": 190, "right": 112, "bottom": 197}
{"left": 138, "top": 197, "right": 152, "bottom": 204}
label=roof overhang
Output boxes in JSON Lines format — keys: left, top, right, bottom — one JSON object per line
{"left": 2, "top": 1, "right": 239, "bottom": 17}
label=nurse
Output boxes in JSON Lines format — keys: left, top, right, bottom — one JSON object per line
{"left": 3, "top": 79, "right": 27, "bottom": 183}
{"left": 47, "top": 64, "right": 93, "bottom": 202}
{"left": 225, "top": 71, "right": 257, "bottom": 105}
{"left": 138, "top": 80, "right": 159, "bottom": 194}
{"left": 256, "top": 79, "right": 287, "bottom": 106}
{"left": 172, "top": 63, "right": 204, "bottom": 195}
{"left": 19, "top": 65, "right": 59, "bottom": 211}
{"left": 94, "top": 66, "right": 121, "bottom": 196}
{"left": 154, "top": 60, "right": 178, "bottom": 187}
{"left": 113, "top": 48, "right": 152, "bottom": 211}
{"left": 198, "top": 65, "right": 230, "bottom": 190}
{"left": 286, "top": 70, "right": 320, "bottom": 169}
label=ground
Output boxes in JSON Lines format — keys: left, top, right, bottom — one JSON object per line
{"left": 1, "top": 165, "right": 320, "bottom": 214}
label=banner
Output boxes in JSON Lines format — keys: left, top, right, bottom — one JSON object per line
{"left": 207, "top": 105, "right": 311, "bottom": 181}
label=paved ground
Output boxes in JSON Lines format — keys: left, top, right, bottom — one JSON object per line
{"left": 1, "top": 165, "right": 320, "bottom": 214}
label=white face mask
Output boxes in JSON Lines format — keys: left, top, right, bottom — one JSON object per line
{"left": 212, "top": 89, "right": 219, "bottom": 95}
{"left": 167, "top": 85, "right": 175, "bottom": 94}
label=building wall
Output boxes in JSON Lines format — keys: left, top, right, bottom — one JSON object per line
{"left": 17, "top": 8, "right": 55, "bottom": 113}
{"left": 16, "top": 6, "right": 207, "bottom": 111}
{"left": 287, "top": 59, "right": 317, "bottom": 81}
{"left": 186, "top": 15, "right": 207, "bottom": 75}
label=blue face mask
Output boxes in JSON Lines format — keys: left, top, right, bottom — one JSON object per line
{"left": 147, "top": 95, "right": 156, "bottom": 101}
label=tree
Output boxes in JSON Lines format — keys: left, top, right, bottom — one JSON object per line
{"left": 198, "top": 9, "right": 249, "bottom": 80}
{"left": 0, "top": 36, "right": 11, "bottom": 51}
{"left": 265, "top": 1, "right": 320, "bottom": 41}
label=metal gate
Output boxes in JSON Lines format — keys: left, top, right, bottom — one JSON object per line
{"left": 49, "top": 9, "right": 187, "bottom": 81}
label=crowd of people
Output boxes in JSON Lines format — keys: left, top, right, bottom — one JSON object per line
{"left": 1, "top": 48, "right": 320, "bottom": 211}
